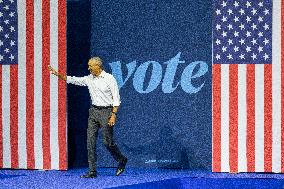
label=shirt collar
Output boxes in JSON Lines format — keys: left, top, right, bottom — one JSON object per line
{"left": 93, "top": 70, "right": 106, "bottom": 78}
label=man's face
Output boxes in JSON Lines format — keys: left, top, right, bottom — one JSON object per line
{"left": 88, "top": 60, "right": 102, "bottom": 76}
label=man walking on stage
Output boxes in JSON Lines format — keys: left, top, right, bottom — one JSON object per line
{"left": 48, "top": 57, "right": 127, "bottom": 178}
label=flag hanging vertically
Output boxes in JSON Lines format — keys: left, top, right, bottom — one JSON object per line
{"left": 0, "top": 0, "right": 67, "bottom": 170}
{"left": 212, "top": 0, "right": 283, "bottom": 173}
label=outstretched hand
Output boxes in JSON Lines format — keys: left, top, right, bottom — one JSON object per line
{"left": 48, "top": 65, "right": 67, "bottom": 81}
{"left": 48, "top": 65, "right": 57, "bottom": 75}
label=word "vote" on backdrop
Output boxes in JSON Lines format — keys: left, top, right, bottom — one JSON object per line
{"left": 109, "top": 52, "right": 209, "bottom": 94}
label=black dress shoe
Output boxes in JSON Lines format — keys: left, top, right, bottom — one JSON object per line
{"left": 116, "top": 158, "right": 127, "bottom": 176}
{"left": 80, "top": 171, "right": 97, "bottom": 178}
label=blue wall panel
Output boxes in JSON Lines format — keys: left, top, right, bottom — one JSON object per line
{"left": 67, "top": 0, "right": 212, "bottom": 170}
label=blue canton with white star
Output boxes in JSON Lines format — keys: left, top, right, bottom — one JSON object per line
{"left": 213, "top": 0, "right": 272, "bottom": 64}
{"left": 0, "top": 0, "right": 17, "bottom": 65}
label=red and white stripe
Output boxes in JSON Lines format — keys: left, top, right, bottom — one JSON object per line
{"left": 0, "top": 0, "right": 67, "bottom": 170}
{"left": 212, "top": 0, "right": 283, "bottom": 173}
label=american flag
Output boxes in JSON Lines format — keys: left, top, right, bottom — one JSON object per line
{"left": 0, "top": 0, "right": 67, "bottom": 170}
{"left": 212, "top": 0, "right": 283, "bottom": 172}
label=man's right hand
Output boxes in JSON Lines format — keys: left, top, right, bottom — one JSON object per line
{"left": 48, "top": 65, "right": 58, "bottom": 76}
{"left": 48, "top": 65, "right": 67, "bottom": 81}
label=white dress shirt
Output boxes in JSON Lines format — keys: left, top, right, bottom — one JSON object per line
{"left": 66, "top": 71, "right": 121, "bottom": 107}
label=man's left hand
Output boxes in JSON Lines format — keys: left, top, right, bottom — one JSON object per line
{"left": 108, "top": 114, "right": 116, "bottom": 127}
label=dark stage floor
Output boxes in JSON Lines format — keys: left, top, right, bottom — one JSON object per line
{"left": 0, "top": 167, "right": 284, "bottom": 189}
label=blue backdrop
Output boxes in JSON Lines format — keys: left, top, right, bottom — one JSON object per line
{"left": 67, "top": 0, "right": 212, "bottom": 170}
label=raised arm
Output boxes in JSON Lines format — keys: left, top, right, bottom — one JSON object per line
{"left": 48, "top": 65, "right": 67, "bottom": 81}
{"left": 48, "top": 65, "right": 87, "bottom": 86}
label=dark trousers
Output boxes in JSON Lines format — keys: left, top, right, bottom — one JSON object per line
{"left": 87, "top": 106, "right": 126, "bottom": 172}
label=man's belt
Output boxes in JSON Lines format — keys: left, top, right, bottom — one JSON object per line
{"left": 92, "top": 105, "right": 112, "bottom": 110}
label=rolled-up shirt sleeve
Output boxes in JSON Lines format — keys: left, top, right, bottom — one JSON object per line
{"left": 109, "top": 76, "right": 121, "bottom": 106}
{"left": 66, "top": 76, "right": 88, "bottom": 86}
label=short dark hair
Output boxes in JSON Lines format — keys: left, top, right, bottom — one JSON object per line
{"left": 89, "top": 57, "right": 103, "bottom": 68}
